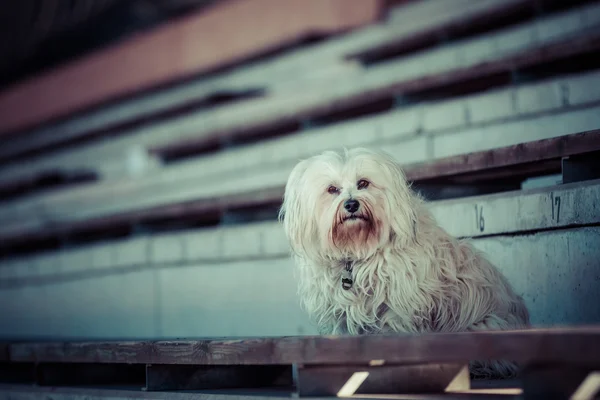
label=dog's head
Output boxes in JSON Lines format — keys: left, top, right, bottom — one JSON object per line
{"left": 279, "top": 148, "right": 417, "bottom": 260}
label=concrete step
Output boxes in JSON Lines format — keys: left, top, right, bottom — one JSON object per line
{"left": 0, "top": 225, "right": 598, "bottom": 338}
{"left": 1, "top": 180, "right": 599, "bottom": 338}
{"left": 0, "top": 0, "right": 547, "bottom": 162}
{"left": 1, "top": 108, "right": 599, "bottom": 242}
{"left": 1, "top": 2, "right": 599, "bottom": 183}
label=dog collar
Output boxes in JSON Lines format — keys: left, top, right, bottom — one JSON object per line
{"left": 341, "top": 261, "right": 353, "bottom": 290}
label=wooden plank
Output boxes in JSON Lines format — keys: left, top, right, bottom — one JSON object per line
{"left": 0, "top": 385, "right": 304, "bottom": 400}
{"left": 0, "top": 0, "right": 535, "bottom": 160}
{"left": 7, "top": 327, "right": 600, "bottom": 366}
{"left": 295, "top": 363, "right": 467, "bottom": 396}
{"left": 145, "top": 364, "right": 292, "bottom": 391}
{"left": 0, "top": 343, "right": 9, "bottom": 362}
{"left": 404, "top": 130, "right": 600, "bottom": 182}
{"left": 521, "top": 365, "right": 596, "bottom": 400}
{"left": 0, "top": 363, "right": 35, "bottom": 384}
{"left": 0, "top": 384, "right": 521, "bottom": 400}
{"left": 569, "top": 372, "right": 600, "bottom": 400}
{"left": 0, "top": 0, "right": 381, "bottom": 136}
{"left": 1, "top": 2, "right": 598, "bottom": 184}
{"left": 36, "top": 363, "right": 145, "bottom": 387}
{"left": 1, "top": 132, "right": 599, "bottom": 247}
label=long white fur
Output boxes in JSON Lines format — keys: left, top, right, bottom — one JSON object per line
{"left": 279, "top": 148, "right": 530, "bottom": 378}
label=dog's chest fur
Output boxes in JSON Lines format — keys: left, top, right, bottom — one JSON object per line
{"left": 300, "top": 251, "right": 438, "bottom": 336}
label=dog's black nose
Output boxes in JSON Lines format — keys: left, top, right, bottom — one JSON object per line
{"left": 344, "top": 199, "right": 360, "bottom": 213}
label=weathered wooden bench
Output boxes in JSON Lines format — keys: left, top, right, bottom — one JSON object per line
{"left": 1, "top": 327, "right": 599, "bottom": 399}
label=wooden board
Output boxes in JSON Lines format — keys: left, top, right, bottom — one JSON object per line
{"left": 145, "top": 364, "right": 292, "bottom": 391}
{"left": 295, "top": 363, "right": 467, "bottom": 396}
{"left": 0, "top": 0, "right": 381, "bottom": 136}
{"left": 0, "top": 384, "right": 522, "bottom": 400}
{"left": 404, "top": 130, "right": 600, "bottom": 182}
{"left": 0, "top": 343, "right": 9, "bottom": 362}
{"left": 6, "top": 327, "right": 600, "bottom": 366}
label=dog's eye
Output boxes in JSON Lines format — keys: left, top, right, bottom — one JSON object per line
{"left": 357, "top": 179, "right": 370, "bottom": 190}
{"left": 327, "top": 185, "right": 339, "bottom": 195}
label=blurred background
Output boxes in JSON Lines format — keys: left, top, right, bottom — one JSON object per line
{"left": 0, "top": 0, "right": 599, "bottom": 340}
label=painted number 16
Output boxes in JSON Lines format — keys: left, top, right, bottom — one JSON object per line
{"left": 474, "top": 204, "right": 485, "bottom": 232}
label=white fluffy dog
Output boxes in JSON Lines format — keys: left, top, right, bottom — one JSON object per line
{"left": 279, "top": 148, "right": 530, "bottom": 378}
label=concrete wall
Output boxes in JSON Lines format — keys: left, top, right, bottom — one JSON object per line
{"left": 1, "top": 181, "right": 599, "bottom": 339}
{"left": 1, "top": 228, "right": 599, "bottom": 340}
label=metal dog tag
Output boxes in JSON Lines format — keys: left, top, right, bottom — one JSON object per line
{"left": 341, "top": 262, "right": 353, "bottom": 290}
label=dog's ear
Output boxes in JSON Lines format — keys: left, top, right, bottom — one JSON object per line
{"left": 279, "top": 159, "right": 318, "bottom": 257}
{"left": 378, "top": 151, "right": 419, "bottom": 247}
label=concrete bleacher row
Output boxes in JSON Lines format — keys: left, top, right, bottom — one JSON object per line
{"left": 1, "top": 0, "right": 600, "bottom": 183}
{"left": 1, "top": 69, "right": 599, "bottom": 240}
{"left": 1, "top": 178, "right": 599, "bottom": 273}
{"left": 1, "top": 178, "right": 599, "bottom": 338}
{"left": 0, "top": 0, "right": 599, "bottom": 342}
{"left": 0, "top": 0, "right": 561, "bottom": 161}
{"left": 0, "top": 0, "right": 385, "bottom": 136}
{"left": 0, "top": 228, "right": 598, "bottom": 338}
{"left": 1, "top": 178, "right": 597, "bottom": 282}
